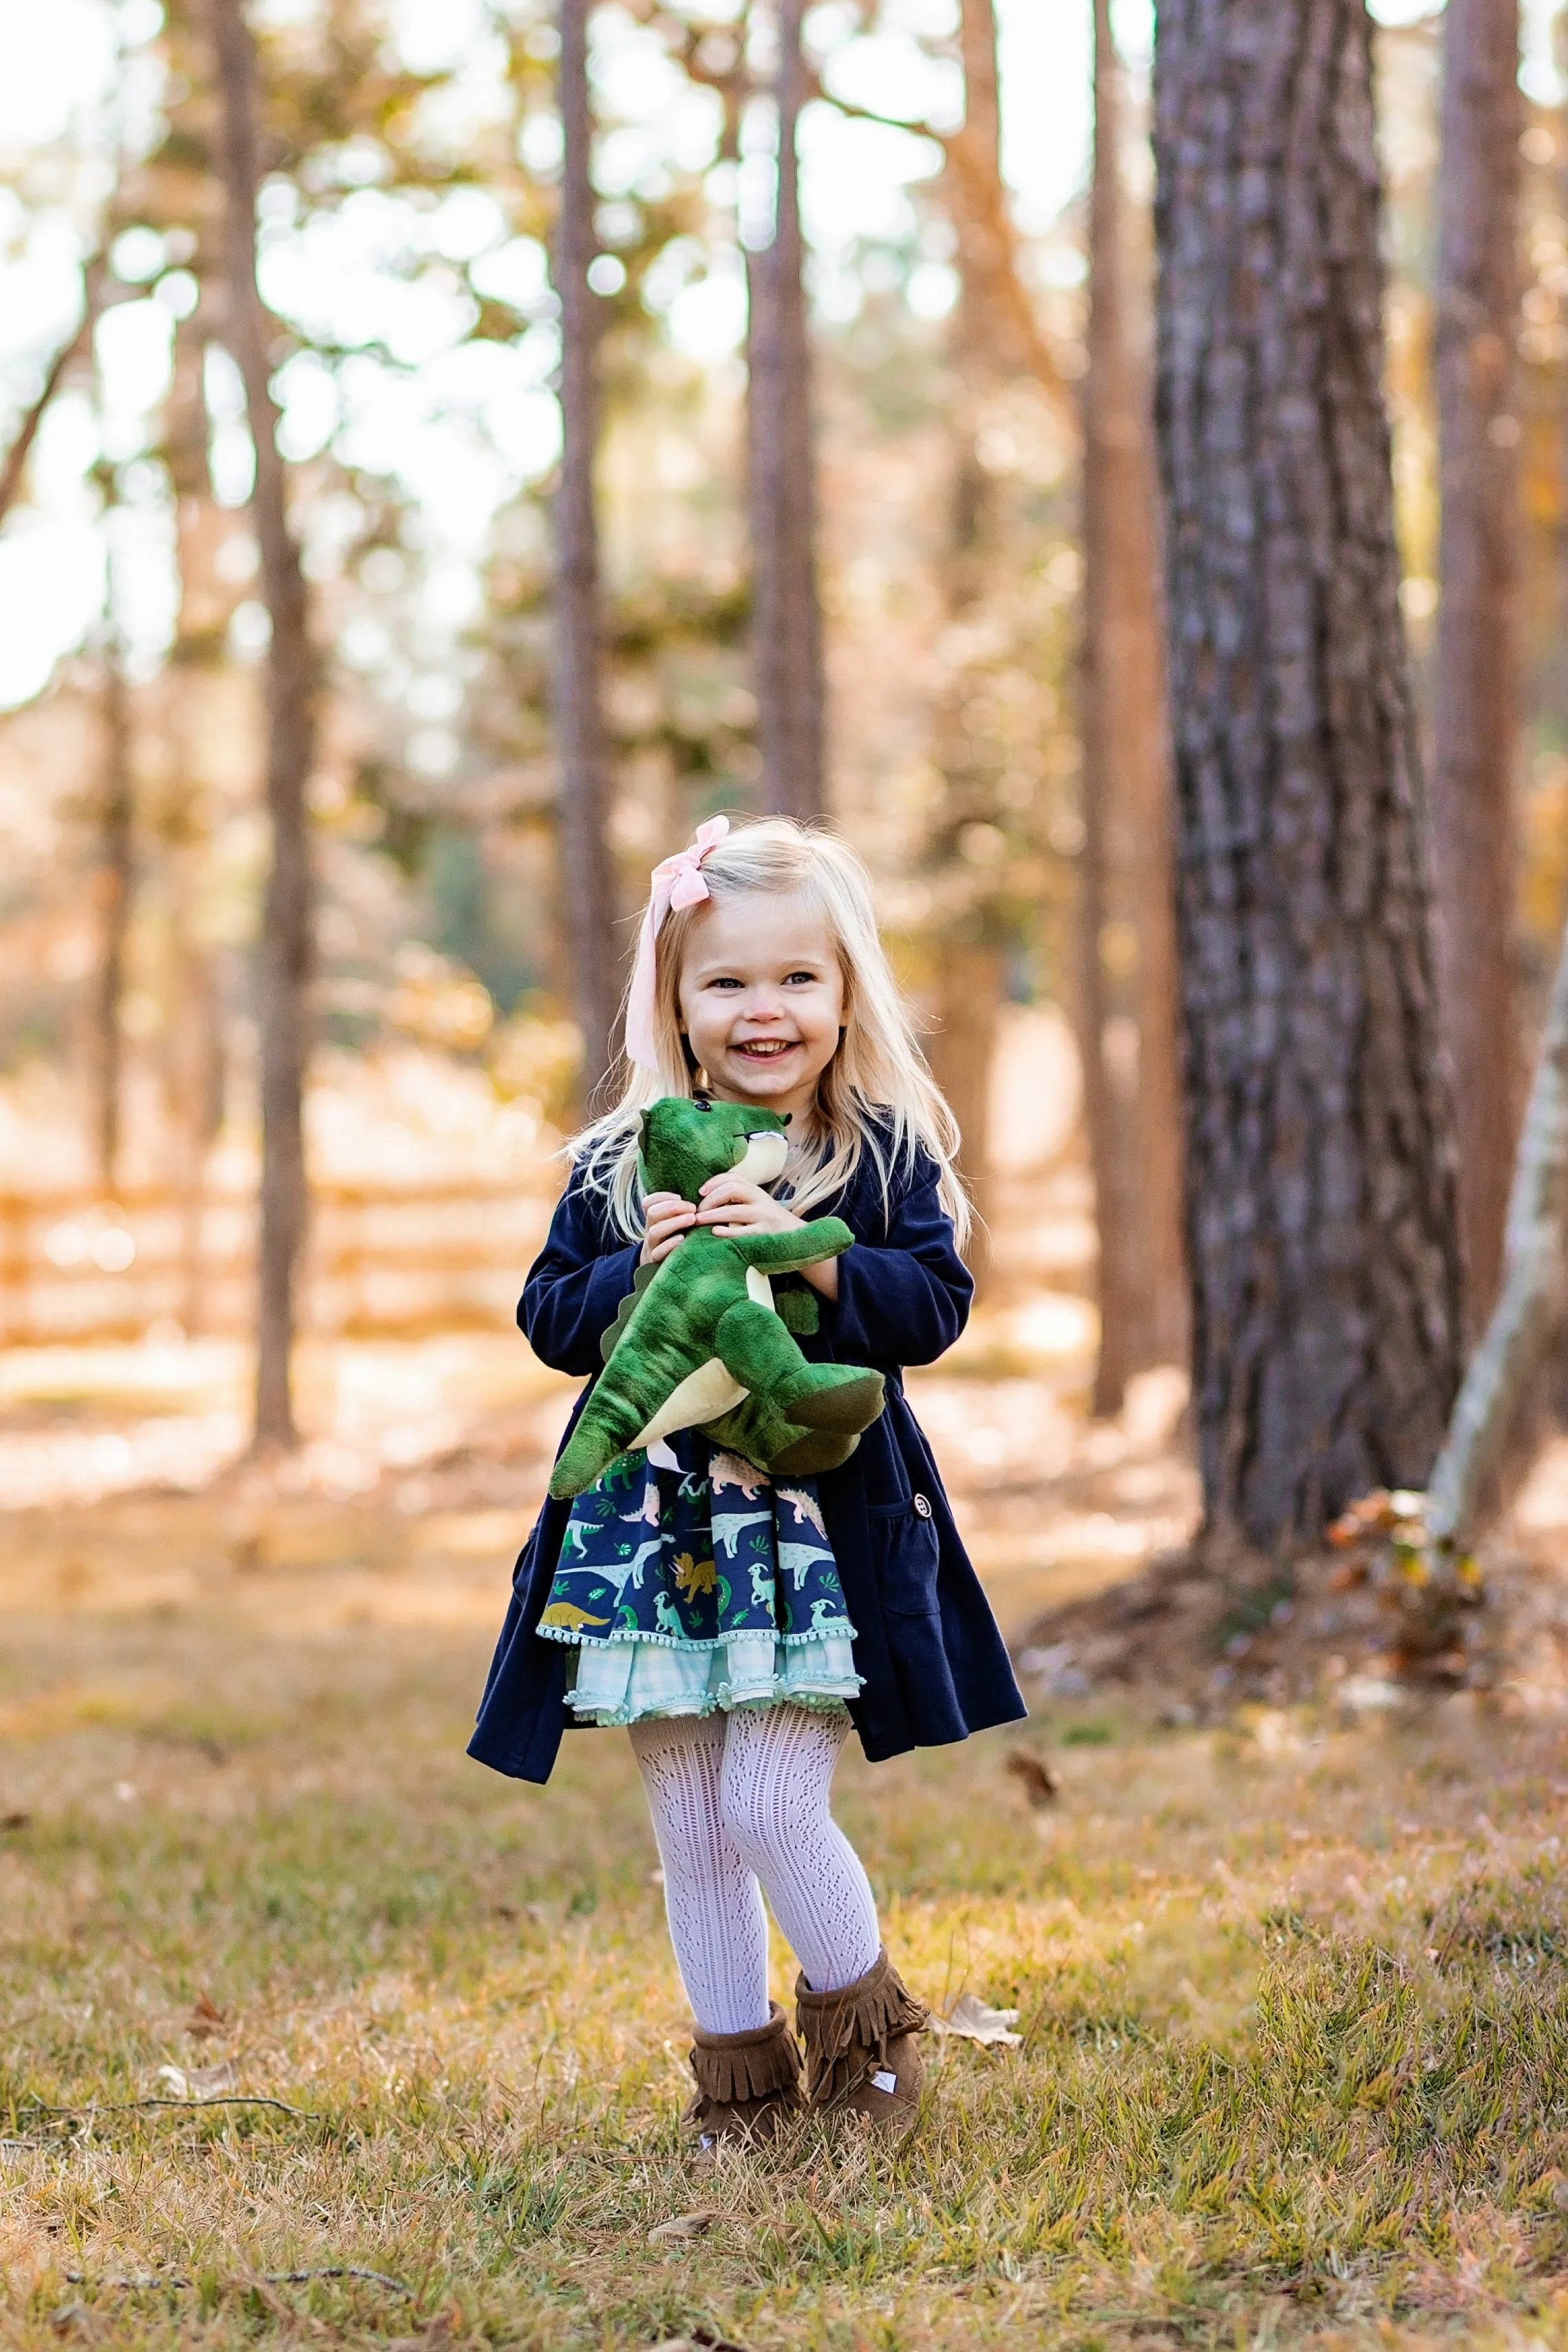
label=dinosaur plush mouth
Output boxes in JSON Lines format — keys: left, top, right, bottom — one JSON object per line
{"left": 734, "top": 1128, "right": 790, "bottom": 1186}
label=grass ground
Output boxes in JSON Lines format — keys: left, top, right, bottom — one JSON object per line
{"left": 3, "top": 1489, "right": 1568, "bottom": 2352}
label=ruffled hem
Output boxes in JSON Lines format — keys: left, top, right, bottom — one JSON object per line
{"left": 536, "top": 1621, "right": 858, "bottom": 1652}
{"left": 562, "top": 1627, "right": 862, "bottom": 1728}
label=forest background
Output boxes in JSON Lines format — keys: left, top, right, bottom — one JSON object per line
{"left": 8, "top": 0, "right": 1568, "bottom": 1514}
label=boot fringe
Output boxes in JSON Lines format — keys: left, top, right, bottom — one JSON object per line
{"left": 795, "top": 1949, "right": 928, "bottom": 2108}
{"left": 690, "top": 2002, "right": 802, "bottom": 2108}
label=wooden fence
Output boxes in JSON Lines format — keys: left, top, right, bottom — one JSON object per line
{"left": 0, "top": 1175, "right": 557, "bottom": 1346}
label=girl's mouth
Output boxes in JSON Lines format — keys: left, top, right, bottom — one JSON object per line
{"left": 733, "top": 1038, "right": 796, "bottom": 1062}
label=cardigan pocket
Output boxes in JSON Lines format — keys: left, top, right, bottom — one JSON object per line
{"left": 869, "top": 1496, "right": 941, "bottom": 1619}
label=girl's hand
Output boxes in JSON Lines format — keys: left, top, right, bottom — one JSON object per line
{"left": 694, "top": 1175, "right": 802, "bottom": 1238}
{"left": 695, "top": 1176, "right": 840, "bottom": 1301}
{"left": 641, "top": 1190, "right": 697, "bottom": 1266}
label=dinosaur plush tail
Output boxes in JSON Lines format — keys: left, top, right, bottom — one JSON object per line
{"left": 550, "top": 1392, "right": 641, "bottom": 1498}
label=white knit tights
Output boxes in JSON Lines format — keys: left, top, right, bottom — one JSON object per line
{"left": 628, "top": 1705, "right": 882, "bottom": 2035}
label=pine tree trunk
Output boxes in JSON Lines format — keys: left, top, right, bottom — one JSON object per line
{"left": 555, "top": 0, "right": 619, "bottom": 1100}
{"left": 748, "top": 0, "right": 826, "bottom": 820}
{"left": 1153, "top": 0, "right": 1464, "bottom": 1544}
{"left": 946, "top": 1, "right": 1068, "bottom": 401}
{"left": 922, "top": 0, "right": 1024, "bottom": 1263}
{"left": 1081, "top": 0, "right": 1187, "bottom": 1394}
{"left": 93, "top": 647, "right": 134, "bottom": 1197}
{"left": 1431, "top": 0, "right": 1523, "bottom": 1338}
{"left": 167, "top": 308, "right": 226, "bottom": 1334}
{"left": 1072, "top": 773, "right": 1139, "bottom": 1414}
{"left": 209, "top": 0, "right": 315, "bottom": 1451}
{"left": 926, "top": 938, "right": 1002, "bottom": 1272}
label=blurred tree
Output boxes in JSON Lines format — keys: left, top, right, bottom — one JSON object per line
{"left": 160, "top": 307, "right": 231, "bottom": 1328}
{"left": 1428, "top": 906, "right": 1568, "bottom": 1550}
{"left": 749, "top": 0, "right": 825, "bottom": 821}
{"left": 0, "top": 255, "right": 113, "bottom": 529}
{"left": 849, "top": 0, "right": 1070, "bottom": 1254}
{"left": 1154, "top": 0, "right": 1463, "bottom": 1546}
{"left": 1077, "top": 0, "right": 1184, "bottom": 1407}
{"left": 92, "top": 640, "right": 134, "bottom": 1197}
{"left": 1432, "top": 0, "right": 1523, "bottom": 1338}
{"left": 209, "top": 0, "right": 317, "bottom": 1451}
{"left": 554, "top": 0, "right": 619, "bottom": 1100}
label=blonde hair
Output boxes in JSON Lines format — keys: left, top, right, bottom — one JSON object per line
{"left": 572, "top": 817, "right": 970, "bottom": 1246}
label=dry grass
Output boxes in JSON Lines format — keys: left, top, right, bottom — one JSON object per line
{"left": 3, "top": 1481, "right": 1568, "bottom": 2351}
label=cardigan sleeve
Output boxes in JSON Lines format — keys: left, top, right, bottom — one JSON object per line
{"left": 519, "top": 1170, "right": 642, "bottom": 1376}
{"left": 828, "top": 1148, "right": 973, "bottom": 1369}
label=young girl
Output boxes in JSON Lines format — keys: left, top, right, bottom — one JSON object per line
{"left": 469, "top": 817, "right": 1025, "bottom": 2148}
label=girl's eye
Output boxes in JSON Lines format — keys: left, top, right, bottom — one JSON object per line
{"left": 784, "top": 971, "right": 818, "bottom": 985}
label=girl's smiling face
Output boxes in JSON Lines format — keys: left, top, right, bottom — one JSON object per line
{"left": 676, "top": 892, "right": 845, "bottom": 1122}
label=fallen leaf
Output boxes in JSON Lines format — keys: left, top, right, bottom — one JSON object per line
{"left": 648, "top": 2208, "right": 719, "bottom": 2246}
{"left": 0, "top": 1811, "right": 30, "bottom": 1831}
{"left": 156, "top": 2058, "right": 239, "bottom": 2097}
{"left": 1004, "top": 1752, "right": 1058, "bottom": 1807}
{"left": 930, "top": 1993, "right": 1023, "bottom": 2048}
{"left": 188, "top": 1993, "right": 229, "bottom": 2039}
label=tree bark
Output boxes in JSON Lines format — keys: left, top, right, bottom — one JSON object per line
{"left": 748, "top": 0, "right": 826, "bottom": 820}
{"left": 1431, "top": 0, "right": 1523, "bottom": 1338}
{"left": 1426, "top": 913, "right": 1568, "bottom": 1546}
{"left": 1080, "top": 0, "right": 1187, "bottom": 1399}
{"left": 209, "top": 0, "right": 315, "bottom": 1451}
{"left": 555, "top": 0, "right": 619, "bottom": 1100}
{"left": 92, "top": 646, "right": 134, "bottom": 1197}
{"left": 1153, "top": 0, "right": 1464, "bottom": 1545}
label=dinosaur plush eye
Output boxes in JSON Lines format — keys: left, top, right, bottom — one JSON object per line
{"left": 694, "top": 1096, "right": 712, "bottom": 1113}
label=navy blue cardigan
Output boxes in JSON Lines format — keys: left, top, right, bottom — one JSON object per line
{"left": 467, "top": 1141, "right": 1027, "bottom": 1782}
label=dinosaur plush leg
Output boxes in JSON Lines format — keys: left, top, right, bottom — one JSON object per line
{"left": 770, "top": 1427, "right": 861, "bottom": 1476}
{"left": 706, "top": 1398, "right": 860, "bottom": 1479}
{"left": 713, "top": 1301, "right": 885, "bottom": 1436}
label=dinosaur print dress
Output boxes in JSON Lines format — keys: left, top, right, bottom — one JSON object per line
{"left": 534, "top": 1440, "right": 862, "bottom": 1727}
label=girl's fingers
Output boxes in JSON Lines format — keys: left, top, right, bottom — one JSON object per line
{"left": 648, "top": 1201, "right": 696, "bottom": 1231}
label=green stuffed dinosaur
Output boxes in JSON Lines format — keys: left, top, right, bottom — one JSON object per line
{"left": 548, "top": 1097, "right": 886, "bottom": 1500}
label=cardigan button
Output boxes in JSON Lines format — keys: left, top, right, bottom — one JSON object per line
{"left": 912, "top": 1492, "right": 933, "bottom": 1518}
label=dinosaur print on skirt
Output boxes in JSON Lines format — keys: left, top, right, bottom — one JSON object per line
{"left": 536, "top": 1442, "right": 861, "bottom": 1726}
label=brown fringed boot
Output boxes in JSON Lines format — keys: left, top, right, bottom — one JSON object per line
{"left": 795, "top": 1947, "right": 929, "bottom": 2133}
{"left": 684, "top": 2002, "right": 803, "bottom": 2158}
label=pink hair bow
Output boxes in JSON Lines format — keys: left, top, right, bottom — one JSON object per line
{"left": 623, "top": 815, "right": 730, "bottom": 1071}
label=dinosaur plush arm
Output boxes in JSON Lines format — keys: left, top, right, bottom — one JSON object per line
{"left": 729, "top": 1217, "right": 854, "bottom": 1276}
{"left": 772, "top": 1279, "right": 820, "bottom": 1334}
